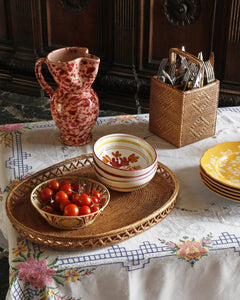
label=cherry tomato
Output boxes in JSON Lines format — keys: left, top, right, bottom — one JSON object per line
{"left": 60, "top": 199, "right": 71, "bottom": 211}
{"left": 40, "top": 187, "right": 54, "bottom": 202}
{"left": 55, "top": 190, "right": 68, "bottom": 203}
{"left": 78, "top": 193, "right": 92, "bottom": 206}
{"left": 91, "top": 196, "right": 99, "bottom": 205}
{"left": 91, "top": 204, "right": 100, "bottom": 213}
{"left": 60, "top": 179, "right": 71, "bottom": 186}
{"left": 90, "top": 189, "right": 101, "bottom": 200}
{"left": 64, "top": 203, "right": 79, "bottom": 216}
{"left": 60, "top": 184, "right": 73, "bottom": 196}
{"left": 78, "top": 205, "right": 91, "bottom": 216}
{"left": 48, "top": 179, "right": 60, "bottom": 192}
{"left": 49, "top": 200, "right": 59, "bottom": 211}
{"left": 71, "top": 194, "right": 81, "bottom": 207}
{"left": 72, "top": 182, "right": 85, "bottom": 193}
{"left": 42, "top": 205, "right": 54, "bottom": 213}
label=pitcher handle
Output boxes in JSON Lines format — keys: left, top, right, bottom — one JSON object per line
{"left": 35, "top": 58, "right": 54, "bottom": 98}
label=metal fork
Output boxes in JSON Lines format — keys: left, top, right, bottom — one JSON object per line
{"left": 182, "top": 62, "right": 197, "bottom": 90}
{"left": 204, "top": 60, "right": 215, "bottom": 83}
{"left": 157, "top": 58, "right": 168, "bottom": 82}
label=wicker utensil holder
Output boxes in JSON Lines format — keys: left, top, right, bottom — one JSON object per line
{"left": 149, "top": 48, "right": 219, "bottom": 148}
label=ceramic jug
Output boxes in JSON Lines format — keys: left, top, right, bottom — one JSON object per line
{"left": 35, "top": 47, "right": 100, "bottom": 145}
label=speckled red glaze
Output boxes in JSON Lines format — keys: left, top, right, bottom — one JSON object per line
{"left": 35, "top": 47, "right": 100, "bottom": 145}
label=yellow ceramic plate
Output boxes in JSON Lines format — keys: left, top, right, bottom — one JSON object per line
{"left": 200, "top": 166, "right": 240, "bottom": 193}
{"left": 200, "top": 142, "right": 240, "bottom": 189}
{"left": 200, "top": 172, "right": 240, "bottom": 202}
{"left": 200, "top": 168, "right": 240, "bottom": 196}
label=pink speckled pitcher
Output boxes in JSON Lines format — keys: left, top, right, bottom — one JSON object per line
{"left": 35, "top": 47, "right": 100, "bottom": 145}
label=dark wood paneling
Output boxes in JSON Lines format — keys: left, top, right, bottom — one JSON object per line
{"left": 0, "top": 0, "right": 239, "bottom": 113}
{"left": 225, "top": 0, "right": 240, "bottom": 83}
{"left": 147, "top": 0, "right": 216, "bottom": 61}
{"left": 0, "top": 0, "right": 8, "bottom": 40}
{"left": 46, "top": 0, "right": 100, "bottom": 49}
{"left": 213, "top": 0, "right": 240, "bottom": 92}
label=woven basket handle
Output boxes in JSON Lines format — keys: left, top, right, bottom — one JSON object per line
{"left": 169, "top": 48, "right": 204, "bottom": 87}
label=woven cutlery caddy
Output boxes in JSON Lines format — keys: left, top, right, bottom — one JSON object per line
{"left": 149, "top": 77, "right": 219, "bottom": 147}
{"left": 149, "top": 49, "right": 219, "bottom": 147}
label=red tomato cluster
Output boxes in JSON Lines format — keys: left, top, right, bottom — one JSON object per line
{"left": 40, "top": 179, "right": 102, "bottom": 217}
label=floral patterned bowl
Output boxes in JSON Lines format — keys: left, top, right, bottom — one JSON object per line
{"left": 94, "top": 162, "right": 158, "bottom": 192}
{"left": 31, "top": 176, "right": 110, "bottom": 230}
{"left": 94, "top": 158, "right": 158, "bottom": 182}
{"left": 93, "top": 134, "right": 158, "bottom": 191}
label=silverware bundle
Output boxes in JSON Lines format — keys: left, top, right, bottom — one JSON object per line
{"left": 157, "top": 49, "right": 215, "bottom": 91}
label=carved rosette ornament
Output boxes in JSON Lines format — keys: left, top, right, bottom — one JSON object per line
{"left": 164, "top": 0, "right": 201, "bottom": 27}
{"left": 59, "top": 0, "right": 89, "bottom": 14}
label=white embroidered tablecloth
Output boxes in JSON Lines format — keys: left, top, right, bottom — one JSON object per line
{"left": 1, "top": 107, "right": 240, "bottom": 300}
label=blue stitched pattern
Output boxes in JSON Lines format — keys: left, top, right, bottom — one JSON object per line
{"left": 5, "top": 132, "right": 32, "bottom": 178}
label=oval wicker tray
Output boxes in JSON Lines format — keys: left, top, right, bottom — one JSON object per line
{"left": 6, "top": 154, "right": 179, "bottom": 250}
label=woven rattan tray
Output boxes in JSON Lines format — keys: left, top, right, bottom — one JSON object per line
{"left": 6, "top": 154, "right": 179, "bottom": 250}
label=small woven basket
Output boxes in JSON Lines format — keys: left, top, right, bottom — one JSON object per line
{"left": 149, "top": 48, "right": 219, "bottom": 148}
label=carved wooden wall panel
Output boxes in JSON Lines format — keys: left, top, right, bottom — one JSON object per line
{"left": 141, "top": 0, "right": 216, "bottom": 70}
{"left": 113, "top": 0, "right": 136, "bottom": 67}
{"left": 225, "top": 0, "right": 240, "bottom": 83}
{"left": 45, "top": 0, "right": 101, "bottom": 50}
{"left": 0, "top": 0, "right": 8, "bottom": 40}
{"left": 0, "top": 0, "right": 239, "bottom": 113}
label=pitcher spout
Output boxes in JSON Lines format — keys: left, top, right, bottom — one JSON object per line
{"left": 78, "top": 55, "right": 100, "bottom": 89}
{"left": 36, "top": 47, "right": 100, "bottom": 94}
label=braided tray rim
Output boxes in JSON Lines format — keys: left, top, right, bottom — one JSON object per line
{"left": 6, "top": 154, "right": 179, "bottom": 250}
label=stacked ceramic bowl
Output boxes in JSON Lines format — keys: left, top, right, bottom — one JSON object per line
{"left": 93, "top": 133, "right": 158, "bottom": 192}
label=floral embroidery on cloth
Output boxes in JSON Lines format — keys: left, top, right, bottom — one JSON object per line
{"left": 10, "top": 237, "right": 96, "bottom": 299}
{"left": 0, "top": 175, "right": 31, "bottom": 202}
{"left": 108, "top": 115, "right": 145, "bottom": 124}
{"left": 0, "top": 123, "right": 30, "bottom": 147}
{"left": 4, "top": 175, "right": 30, "bottom": 193}
{"left": 160, "top": 233, "right": 213, "bottom": 267}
